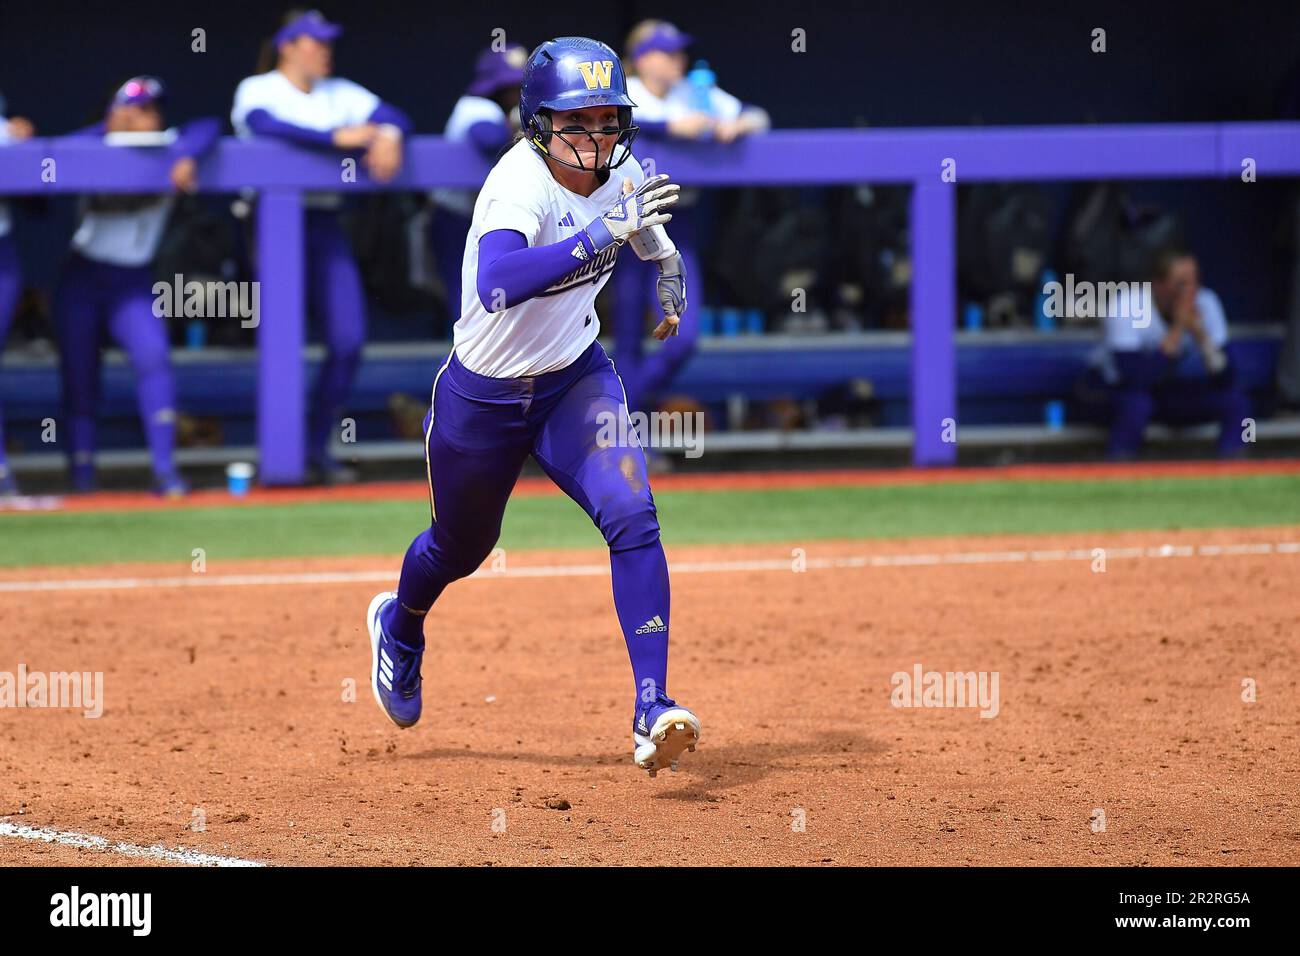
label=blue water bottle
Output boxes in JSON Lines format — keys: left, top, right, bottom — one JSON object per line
{"left": 1035, "top": 268, "right": 1058, "bottom": 332}
{"left": 686, "top": 61, "right": 717, "bottom": 138}
{"left": 963, "top": 302, "right": 984, "bottom": 332}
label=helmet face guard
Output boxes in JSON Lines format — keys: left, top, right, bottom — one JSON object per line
{"left": 530, "top": 106, "right": 639, "bottom": 173}
{"left": 521, "top": 37, "right": 640, "bottom": 174}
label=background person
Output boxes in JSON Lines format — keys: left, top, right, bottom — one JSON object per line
{"left": 1098, "top": 248, "right": 1250, "bottom": 459}
{"left": 429, "top": 44, "right": 527, "bottom": 331}
{"left": 55, "top": 77, "right": 219, "bottom": 496}
{"left": 614, "top": 20, "right": 769, "bottom": 417}
{"left": 231, "top": 8, "right": 413, "bottom": 483}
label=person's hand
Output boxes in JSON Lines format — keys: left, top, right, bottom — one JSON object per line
{"left": 6, "top": 116, "right": 35, "bottom": 140}
{"left": 668, "top": 112, "right": 715, "bottom": 140}
{"left": 714, "top": 113, "right": 766, "bottom": 144}
{"left": 363, "top": 133, "right": 403, "bottom": 182}
{"left": 170, "top": 156, "right": 198, "bottom": 193}
{"left": 583, "top": 174, "right": 680, "bottom": 250}
{"left": 332, "top": 123, "right": 380, "bottom": 149}
{"left": 651, "top": 251, "right": 687, "bottom": 339}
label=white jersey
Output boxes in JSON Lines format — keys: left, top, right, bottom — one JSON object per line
{"left": 231, "top": 71, "right": 381, "bottom": 211}
{"left": 431, "top": 95, "right": 509, "bottom": 217}
{"left": 454, "top": 138, "right": 645, "bottom": 378}
{"left": 626, "top": 75, "right": 744, "bottom": 124}
{"left": 230, "top": 71, "right": 380, "bottom": 137}
{"left": 1104, "top": 286, "right": 1229, "bottom": 352}
{"left": 71, "top": 194, "right": 175, "bottom": 267}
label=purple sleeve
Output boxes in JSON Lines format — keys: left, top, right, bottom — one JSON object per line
{"left": 244, "top": 108, "right": 334, "bottom": 147}
{"left": 476, "top": 228, "right": 600, "bottom": 312}
{"left": 367, "top": 101, "right": 413, "bottom": 135}
{"left": 467, "top": 119, "right": 511, "bottom": 156}
{"left": 168, "top": 117, "right": 221, "bottom": 161}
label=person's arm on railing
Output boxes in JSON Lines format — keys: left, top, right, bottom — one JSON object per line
{"left": 242, "top": 108, "right": 336, "bottom": 147}
{"left": 166, "top": 117, "right": 221, "bottom": 193}
{"left": 466, "top": 120, "right": 512, "bottom": 155}
{"left": 367, "top": 101, "right": 412, "bottom": 137}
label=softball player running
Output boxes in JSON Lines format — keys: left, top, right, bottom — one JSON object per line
{"left": 232, "top": 8, "right": 413, "bottom": 483}
{"left": 0, "top": 97, "right": 35, "bottom": 497}
{"left": 367, "top": 37, "right": 699, "bottom": 777}
{"left": 55, "top": 77, "right": 219, "bottom": 495}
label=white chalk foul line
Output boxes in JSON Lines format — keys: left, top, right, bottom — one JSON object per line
{"left": 0, "top": 539, "right": 1295, "bottom": 594}
{"left": 0, "top": 821, "right": 264, "bottom": 867}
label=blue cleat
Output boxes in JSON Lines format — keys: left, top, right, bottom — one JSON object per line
{"left": 632, "top": 693, "right": 701, "bottom": 778}
{"left": 367, "top": 591, "right": 423, "bottom": 729}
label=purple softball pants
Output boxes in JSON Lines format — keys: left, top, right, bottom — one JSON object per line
{"left": 303, "top": 210, "right": 368, "bottom": 467}
{"left": 1107, "top": 376, "right": 1251, "bottom": 459}
{"left": 54, "top": 254, "right": 178, "bottom": 486}
{"left": 386, "top": 339, "right": 673, "bottom": 705}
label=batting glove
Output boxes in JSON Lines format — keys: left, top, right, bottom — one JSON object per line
{"left": 583, "top": 174, "right": 680, "bottom": 252}
{"left": 652, "top": 252, "right": 687, "bottom": 339}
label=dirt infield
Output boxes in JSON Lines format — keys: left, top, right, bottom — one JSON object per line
{"left": 2, "top": 526, "right": 1297, "bottom": 866}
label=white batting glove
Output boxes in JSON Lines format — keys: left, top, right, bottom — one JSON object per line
{"left": 583, "top": 174, "right": 680, "bottom": 251}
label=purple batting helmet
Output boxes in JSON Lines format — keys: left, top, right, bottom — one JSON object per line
{"left": 520, "top": 36, "right": 637, "bottom": 173}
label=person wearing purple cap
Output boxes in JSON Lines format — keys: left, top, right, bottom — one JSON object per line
{"left": 430, "top": 44, "right": 528, "bottom": 332}
{"left": 232, "top": 8, "right": 414, "bottom": 484}
{"left": 53, "top": 77, "right": 221, "bottom": 496}
{"left": 0, "top": 96, "right": 35, "bottom": 497}
{"left": 614, "top": 20, "right": 770, "bottom": 425}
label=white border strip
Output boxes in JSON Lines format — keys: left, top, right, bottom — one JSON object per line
{"left": 0, "top": 540, "right": 1295, "bottom": 594}
{"left": 0, "top": 821, "right": 264, "bottom": 867}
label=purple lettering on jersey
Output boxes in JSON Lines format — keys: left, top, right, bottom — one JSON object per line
{"left": 541, "top": 242, "right": 620, "bottom": 296}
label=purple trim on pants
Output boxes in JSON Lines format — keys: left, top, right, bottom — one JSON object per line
{"left": 54, "top": 253, "right": 178, "bottom": 486}
{"left": 385, "top": 339, "right": 673, "bottom": 702}
{"left": 611, "top": 205, "right": 701, "bottom": 413}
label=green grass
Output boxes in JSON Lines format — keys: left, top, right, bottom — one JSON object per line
{"left": 3, "top": 473, "right": 1299, "bottom": 568}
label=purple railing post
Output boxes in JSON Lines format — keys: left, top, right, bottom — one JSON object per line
{"left": 256, "top": 189, "right": 306, "bottom": 485}
{"left": 909, "top": 180, "right": 957, "bottom": 466}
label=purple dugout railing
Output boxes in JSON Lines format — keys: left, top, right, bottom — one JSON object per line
{"left": 3, "top": 123, "right": 1300, "bottom": 481}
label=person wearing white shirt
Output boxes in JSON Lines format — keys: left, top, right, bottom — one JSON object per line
{"left": 429, "top": 44, "right": 527, "bottom": 332}
{"left": 1100, "top": 249, "right": 1250, "bottom": 458}
{"left": 232, "top": 8, "right": 413, "bottom": 483}
{"left": 54, "top": 78, "right": 219, "bottom": 496}
{"left": 613, "top": 20, "right": 770, "bottom": 418}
